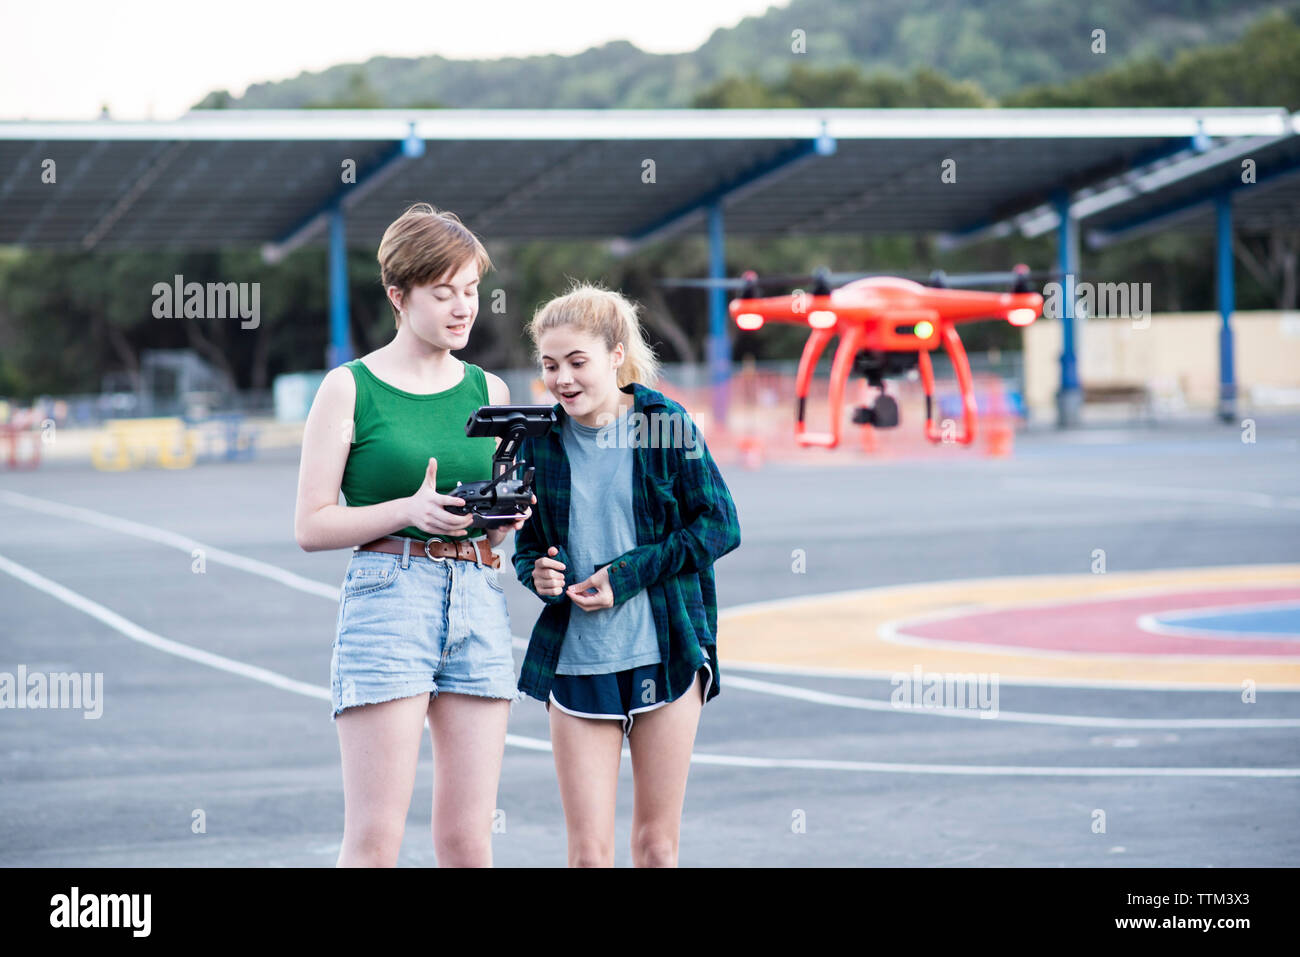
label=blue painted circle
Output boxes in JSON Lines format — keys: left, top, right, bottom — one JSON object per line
{"left": 1153, "top": 603, "right": 1300, "bottom": 640}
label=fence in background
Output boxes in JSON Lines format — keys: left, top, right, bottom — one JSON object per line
{"left": 1, "top": 352, "right": 1023, "bottom": 469}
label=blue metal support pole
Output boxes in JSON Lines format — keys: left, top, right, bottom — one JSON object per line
{"left": 706, "top": 201, "right": 729, "bottom": 429}
{"left": 1216, "top": 193, "right": 1236, "bottom": 423}
{"left": 1054, "top": 189, "right": 1081, "bottom": 428}
{"left": 327, "top": 205, "right": 352, "bottom": 369}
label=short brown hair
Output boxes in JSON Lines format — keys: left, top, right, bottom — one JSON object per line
{"left": 377, "top": 203, "right": 492, "bottom": 328}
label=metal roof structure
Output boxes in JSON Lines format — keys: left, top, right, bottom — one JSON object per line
{"left": 0, "top": 108, "right": 1292, "bottom": 255}
{"left": 2, "top": 106, "right": 1295, "bottom": 428}
{"left": 937, "top": 111, "right": 1300, "bottom": 248}
{"left": 1085, "top": 116, "right": 1300, "bottom": 246}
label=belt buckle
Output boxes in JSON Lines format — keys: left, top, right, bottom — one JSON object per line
{"left": 422, "top": 538, "right": 445, "bottom": 562}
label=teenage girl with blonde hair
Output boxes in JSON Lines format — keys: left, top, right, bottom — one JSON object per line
{"left": 512, "top": 281, "right": 741, "bottom": 867}
{"left": 294, "top": 203, "right": 528, "bottom": 867}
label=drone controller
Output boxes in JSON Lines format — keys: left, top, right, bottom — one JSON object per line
{"left": 445, "top": 405, "right": 557, "bottom": 528}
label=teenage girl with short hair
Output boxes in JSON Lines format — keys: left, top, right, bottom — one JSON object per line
{"left": 512, "top": 282, "right": 741, "bottom": 868}
{"left": 294, "top": 203, "right": 527, "bottom": 867}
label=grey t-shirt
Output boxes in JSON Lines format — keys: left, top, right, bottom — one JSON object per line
{"left": 555, "top": 411, "right": 661, "bottom": 674}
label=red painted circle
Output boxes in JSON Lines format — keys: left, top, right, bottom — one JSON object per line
{"left": 893, "top": 587, "right": 1300, "bottom": 657}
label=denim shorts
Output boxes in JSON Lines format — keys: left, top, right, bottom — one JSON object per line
{"left": 330, "top": 537, "right": 520, "bottom": 720}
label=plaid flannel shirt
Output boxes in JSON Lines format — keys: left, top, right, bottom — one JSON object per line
{"left": 513, "top": 382, "right": 741, "bottom": 705}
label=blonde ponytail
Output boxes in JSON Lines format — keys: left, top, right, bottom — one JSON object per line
{"left": 528, "top": 281, "right": 660, "bottom": 387}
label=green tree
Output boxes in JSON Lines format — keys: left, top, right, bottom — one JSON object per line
{"left": 694, "top": 64, "right": 992, "bottom": 108}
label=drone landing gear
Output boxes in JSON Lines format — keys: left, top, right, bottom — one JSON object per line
{"left": 792, "top": 325, "right": 863, "bottom": 448}
{"left": 917, "top": 325, "right": 978, "bottom": 445}
{"left": 795, "top": 330, "right": 980, "bottom": 449}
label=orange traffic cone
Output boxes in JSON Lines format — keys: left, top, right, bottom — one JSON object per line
{"left": 858, "top": 423, "right": 877, "bottom": 454}
{"left": 986, "top": 418, "right": 1013, "bottom": 457}
{"left": 983, "top": 376, "right": 1014, "bottom": 458}
{"left": 857, "top": 380, "right": 878, "bottom": 455}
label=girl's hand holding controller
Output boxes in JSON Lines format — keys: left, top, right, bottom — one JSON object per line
{"left": 533, "top": 546, "right": 567, "bottom": 596}
{"left": 487, "top": 493, "right": 535, "bottom": 547}
{"left": 405, "top": 458, "right": 474, "bottom": 537}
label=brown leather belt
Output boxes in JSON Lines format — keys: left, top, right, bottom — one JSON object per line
{"left": 355, "top": 535, "right": 501, "bottom": 568}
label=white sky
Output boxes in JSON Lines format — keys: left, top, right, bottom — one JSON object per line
{"left": 0, "top": 0, "right": 788, "bottom": 120}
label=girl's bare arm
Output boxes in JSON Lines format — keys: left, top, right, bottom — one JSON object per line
{"left": 293, "top": 367, "right": 412, "bottom": 552}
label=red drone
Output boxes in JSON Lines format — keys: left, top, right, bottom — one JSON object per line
{"left": 722, "top": 267, "right": 1045, "bottom": 448}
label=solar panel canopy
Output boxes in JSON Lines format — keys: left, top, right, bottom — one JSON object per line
{"left": 0, "top": 108, "right": 1293, "bottom": 253}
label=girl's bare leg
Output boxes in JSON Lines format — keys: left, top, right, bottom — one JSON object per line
{"left": 627, "top": 672, "right": 703, "bottom": 868}
{"left": 335, "top": 694, "right": 430, "bottom": 867}
{"left": 549, "top": 703, "right": 625, "bottom": 867}
{"left": 427, "top": 692, "right": 512, "bottom": 867}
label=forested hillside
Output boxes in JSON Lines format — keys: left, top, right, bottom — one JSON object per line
{"left": 196, "top": 0, "right": 1296, "bottom": 110}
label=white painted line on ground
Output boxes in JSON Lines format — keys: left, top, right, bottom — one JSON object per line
{"left": 713, "top": 658, "right": 1300, "bottom": 692}
{"left": 683, "top": 754, "right": 1300, "bottom": 777}
{"left": 5, "top": 549, "right": 1297, "bottom": 776}
{"left": 6, "top": 490, "right": 1299, "bottom": 728}
{"left": 1001, "top": 477, "right": 1300, "bottom": 511}
{"left": 0, "top": 550, "right": 329, "bottom": 700}
{"left": 0, "top": 490, "right": 340, "bottom": 600}
{"left": 0, "top": 549, "right": 542, "bottom": 753}
{"left": 525, "top": 635, "right": 1300, "bottom": 710}
{"left": 723, "top": 674, "right": 1300, "bottom": 728}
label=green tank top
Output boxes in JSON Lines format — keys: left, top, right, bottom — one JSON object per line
{"left": 340, "top": 358, "right": 495, "bottom": 542}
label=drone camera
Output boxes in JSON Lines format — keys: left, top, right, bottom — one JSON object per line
{"left": 852, "top": 394, "right": 900, "bottom": 429}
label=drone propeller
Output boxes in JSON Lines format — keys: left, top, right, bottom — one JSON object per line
{"left": 925, "top": 266, "right": 1063, "bottom": 292}
{"left": 807, "top": 264, "right": 1066, "bottom": 291}
{"left": 658, "top": 270, "right": 830, "bottom": 291}
{"left": 659, "top": 267, "right": 915, "bottom": 295}
{"left": 660, "top": 264, "right": 1068, "bottom": 296}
